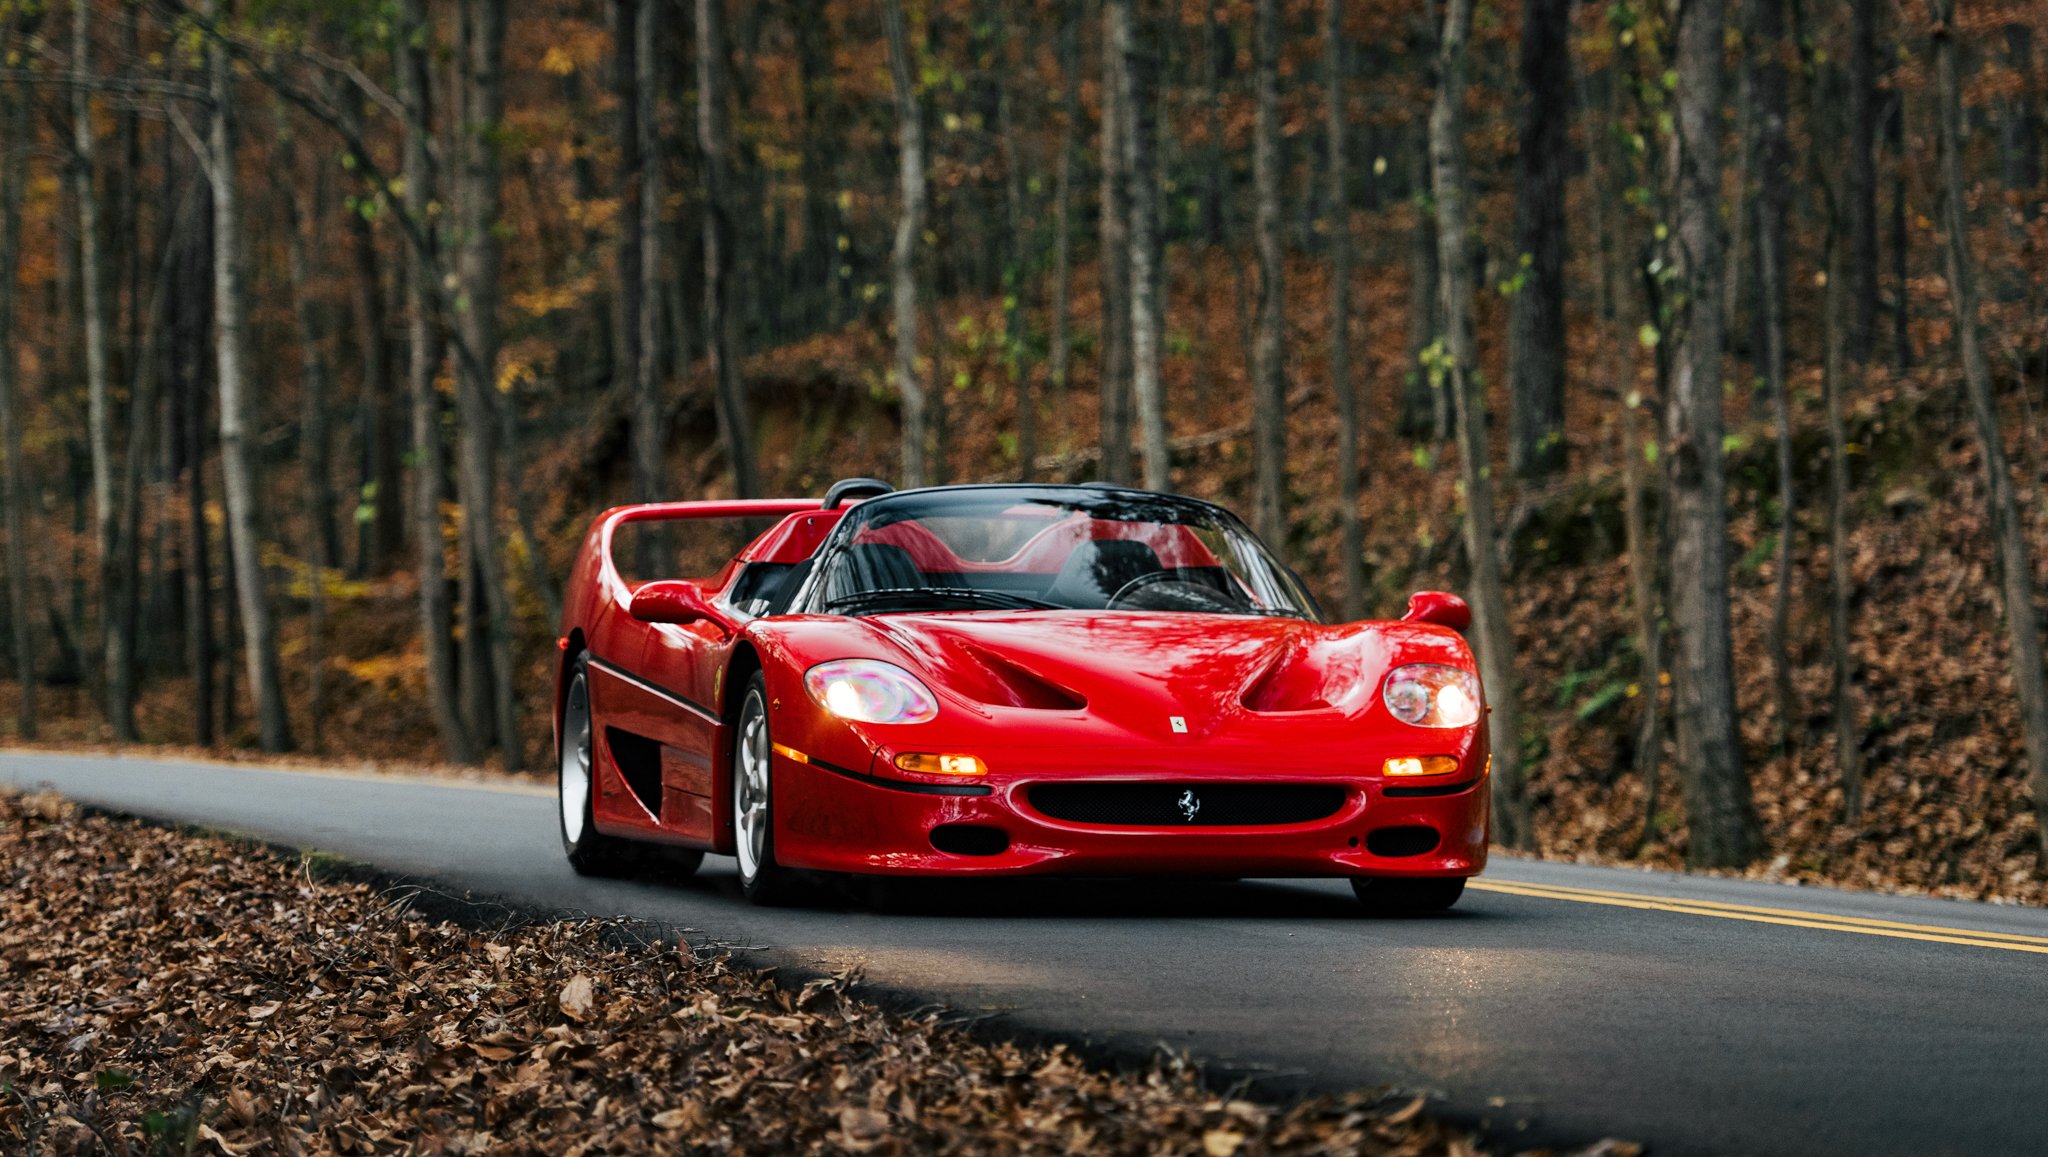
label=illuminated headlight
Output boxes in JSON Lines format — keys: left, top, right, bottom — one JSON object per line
{"left": 803, "top": 659, "right": 939, "bottom": 724}
{"left": 1383, "top": 664, "right": 1482, "bottom": 728}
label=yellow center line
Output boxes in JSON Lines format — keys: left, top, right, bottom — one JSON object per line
{"left": 1471, "top": 879, "right": 2048, "bottom": 956}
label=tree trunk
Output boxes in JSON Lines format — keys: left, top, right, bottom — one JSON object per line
{"left": 697, "top": 0, "right": 759, "bottom": 497}
{"left": 1666, "top": 0, "right": 1761, "bottom": 867}
{"left": 632, "top": 0, "right": 667, "bottom": 573}
{"left": 205, "top": 0, "right": 293, "bottom": 753}
{"left": 400, "top": 0, "right": 475, "bottom": 765}
{"left": 1097, "top": 1, "right": 1134, "bottom": 487}
{"left": 1623, "top": 395, "right": 1667, "bottom": 852}
{"left": 882, "top": 0, "right": 927, "bottom": 489}
{"left": 0, "top": 59, "right": 35, "bottom": 739}
{"left": 996, "top": 6, "right": 1036, "bottom": 482}
{"left": 1749, "top": 0, "right": 1795, "bottom": 750}
{"left": 1847, "top": 0, "right": 1880, "bottom": 362}
{"left": 455, "top": 0, "right": 520, "bottom": 770}
{"left": 1929, "top": 0, "right": 2048, "bottom": 867}
{"left": 1822, "top": 223, "right": 1863, "bottom": 822}
{"left": 173, "top": 164, "right": 214, "bottom": 747}
{"left": 1433, "top": 0, "right": 1532, "bottom": 849}
{"left": 282, "top": 153, "right": 334, "bottom": 756}
{"left": 1327, "top": 0, "right": 1365, "bottom": 621}
{"left": 613, "top": 0, "right": 643, "bottom": 408}
{"left": 1507, "top": 0, "right": 1570, "bottom": 479}
{"left": 1113, "top": 0, "right": 1168, "bottom": 492}
{"left": 1251, "top": 0, "right": 1287, "bottom": 547}
{"left": 74, "top": 1, "right": 129, "bottom": 740}
{"left": 1046, "top": 4, "right": 1080, "bottom": 426}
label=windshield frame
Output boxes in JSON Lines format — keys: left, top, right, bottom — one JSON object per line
{"left": 785, "top": 484, "right": 1323, "bottom": 621}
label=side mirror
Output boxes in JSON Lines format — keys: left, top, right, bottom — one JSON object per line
{"left": 1402, "top": 590, "right": 1472, "bottom": 631}
{"left": 629, "top": 579, "right": 720, "bottom": 625}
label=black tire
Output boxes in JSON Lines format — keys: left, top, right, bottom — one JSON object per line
{"left": 732, "top": 672, "right": 806, "bottom": 905}
{"left": 558, "top": 655, "right": 641, "bottom": 877}
{"left": 1351, "top": 876, "right": 1467, "bottom": 914}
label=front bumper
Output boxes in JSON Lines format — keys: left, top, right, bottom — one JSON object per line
{"left": 772, "top": 752, "right": 1490, "bottom": 879}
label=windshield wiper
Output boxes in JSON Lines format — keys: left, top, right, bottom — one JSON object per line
{"left": 826, "top": 587, "right": 1062, "bottom": 614}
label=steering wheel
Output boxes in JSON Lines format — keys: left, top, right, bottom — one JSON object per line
{"left": 1106, "top": 571, "right": 1249, "bottom": 613}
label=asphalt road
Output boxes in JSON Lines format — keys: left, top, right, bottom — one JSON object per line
{"left": 7, "top": 750, "right": 2046, "bottom": 1157}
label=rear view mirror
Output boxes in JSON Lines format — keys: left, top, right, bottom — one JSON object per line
{"left": 1402, "top": 590, "right": 1471, "bottom": 631}
{"left": 629, "top": 580, "right": 719, "bottom": 625}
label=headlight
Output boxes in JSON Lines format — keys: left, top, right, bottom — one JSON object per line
{"left": 804, "top": 659, "right": 939, "bottom": 724}
{"left": 1383, "top": 664, "right": 1481, "bottom": 728}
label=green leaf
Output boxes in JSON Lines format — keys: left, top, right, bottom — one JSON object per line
{"left": 95, "top": 1069, "right": 135, "bottom": 1092}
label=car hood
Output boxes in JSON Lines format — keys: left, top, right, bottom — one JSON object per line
{"left": 848, "top": 610, "right": 1474, "bottom": 739}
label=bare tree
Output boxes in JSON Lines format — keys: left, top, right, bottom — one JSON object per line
{"left": 1929, "top": 0, "right": 2048, "bottom": 865}
{"left": 281, "top": 154, "right": 333, "bottom": 754}
{"left": 399, "top": 0, "right": 475, "bottom": 764}
{"left": 1251, "top": 0, "right": 1287, "bottom": 546}
{"left": 1433, "top": 0, "right": 1532, "bottom": 848}
{"left": 199, "top": 0, "right": 292, "bottom": 752}
{"left": 1113, "top": 0, "right": 1168, "bottom": 492}
{"left": 1821, "top": 218, "right": 1863, "bottom": 821}
{"left": 1666, "top": 0, "right": 1761, "bottom": 867}
{"left": 632, "top": 0, "right": 667, "bottom": 560}
{"left": 1745, "top": 0, "right": 1798, "bottom": 752}
{"left": 72, "top": 1, "right": 131, "bottom": 739}
{"left": 1045, "top": 4, "right": 1080, "bottom": 436}
{"left": 1847, "top": 0, "right": 1880, "bottom": 361}
{"left": 453, "top": 0, "right": 519, "bottom": 769}
{"left": 1097, "top": 2, "right": 1133, "bottom": 486}
{"left": 1326, "top": 0, "right": 1365, "bottom": 620}
{"left": 697, "top": 0, "right": 758, "bottom": 497}
{"left": 0, "top": 45, "right": 35, "bottom": 740}
{"left": 883, "top": 0, "right": 927, "bottom": 488}
{"left": 1507, "top": 0, "right": 1570, "bottom": 479}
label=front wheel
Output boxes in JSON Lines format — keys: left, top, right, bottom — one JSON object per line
{"left": 1351, "top": 876, "right": 1466, "bottom": 914}
{"left": 733, "top": 673, "right": 805, "bottom": 905}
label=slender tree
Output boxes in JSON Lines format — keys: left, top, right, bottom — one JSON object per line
{"left": 73, "top": 0, "right": 130, "bottom": 739}
{"left": 882, "top": 0, "right": 927, "bottom": 488}
{"left": 1251, "top": 0, "right": 1287, "bottom": 546}
{"left": 1507, "top": 0, "right": 1571, "bottom": 479}
{"left": 0, "top": 45, "right": 35, "bottom": 740}
{"left": 1114, "top": 0, "right": 1168, "bottom": 492}
{"left": 399, "top": 0, "right": 475, "bottom": 764}
{"left": 1433, "top": 0, "right": 1532, "bottom": 848}
{"left": 1929, "top": 0, "right": 2048, "bottom": 865}
{"left": 697, "top": 0, "right": 758, "bottom": 497}
{"left": 1045, "top": 3, "right": 1080, "bottom": 431}
{"left": 632, "top": 0, "right": 667, "bottom": 568}
{"left": 1326, "top": 0, "right": 1365, "bottom": 620}
{"left": 1666, "top": 0, "right": 1761, "bottom": 867}
{"left": 1847, "top": 0, "right": 1880, "bottom": 361}
{"left": 1749, "top": 0, "right": 1796, "bottom": 750}
{"left": 1821, "top": 219, "right": 1864, "bottom": 821}
{"left": 454, "top": 0, "right": 520, "bottom": 769}
{"left": 200, "top": 0, "right": 293, "bottom": 752}
{"left": 1097, "top": 0, "right": 1134, "bottom": 486}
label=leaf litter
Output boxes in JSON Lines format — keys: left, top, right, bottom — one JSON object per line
{"left": 0, "top": 789, "right": 1642, "bottom": 1156}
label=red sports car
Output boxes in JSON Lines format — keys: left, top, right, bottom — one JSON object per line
{"left": 553, "top": 481, "right": 1489, "bottom": 910}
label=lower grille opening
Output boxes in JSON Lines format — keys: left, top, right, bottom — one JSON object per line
{"left": 930, "top": 824, "right": 1009, "bottom": 856}
{"left": 1028, "top": 783, "right": 1347, "bottom": 827}
{"left": 1366, "top": 825, "right": 1441, "bottom": 857}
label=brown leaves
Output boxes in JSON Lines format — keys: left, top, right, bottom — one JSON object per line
{"left": 0, "top": 787, "right": 1653, "bottom": 1157}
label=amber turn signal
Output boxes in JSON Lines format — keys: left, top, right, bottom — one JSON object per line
{"left": 893, "top": 752, "right": 988, "bottom": 777}
{"left": 1384, "top": 755, "right": 1460, "bottom": 777}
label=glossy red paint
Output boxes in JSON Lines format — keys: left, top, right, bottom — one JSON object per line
{"left": 1402, "top": 590, "right": 1472, "bottom": 631}
{"left": 555, "top": 495, "right": 1490, "bottom": 884}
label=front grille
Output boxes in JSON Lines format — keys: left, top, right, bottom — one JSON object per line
{"left": 1027, "top": 782, "right": 1347, "bottom": 827}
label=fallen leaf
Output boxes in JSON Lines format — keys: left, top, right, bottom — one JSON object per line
{"left": 558, "top": 975, "right": 595, "bottom": 1021}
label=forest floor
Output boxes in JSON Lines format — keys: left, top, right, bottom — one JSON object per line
{"left": 6, "top": 247, "right": 2048, "bottom": 908}
{"left": 0, "top": 787, "right": 1651, "bottom": 1157}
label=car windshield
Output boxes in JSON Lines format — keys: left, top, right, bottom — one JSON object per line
{"left": 802, "top": 486, "right": 1320, "bottom": 619}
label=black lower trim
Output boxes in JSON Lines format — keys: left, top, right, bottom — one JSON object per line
{"left": 589, "top": 655, "right": 720, "bottom": 724}
{"left": 801, "top": 754, "right": 992, "bottom": 797}
{"left": 1382, "top": 778, "right": 1481, "bottom": 798}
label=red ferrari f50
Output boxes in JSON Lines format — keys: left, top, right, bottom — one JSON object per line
{"left": 554, "top": 481, "right": 1489, "bottom": 910}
